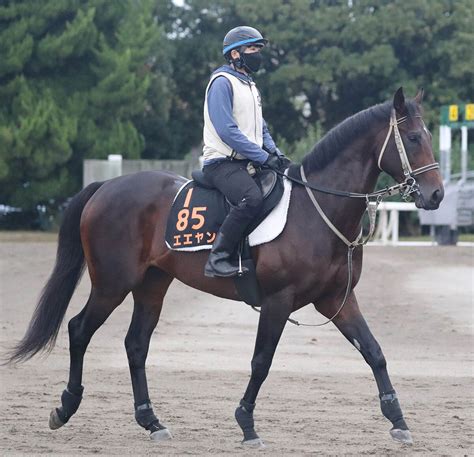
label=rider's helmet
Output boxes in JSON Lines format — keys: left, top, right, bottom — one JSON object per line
{"left": 222, "top": 26, "right": 268, "bottom": 59}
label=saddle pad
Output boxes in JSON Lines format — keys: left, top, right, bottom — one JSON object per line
{"left": 165, "top": 174, "right": 292, "bottom": 251}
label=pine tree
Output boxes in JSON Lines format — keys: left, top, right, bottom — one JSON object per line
{"left": 0, "top": 0, "right": 173, "bottom": 212}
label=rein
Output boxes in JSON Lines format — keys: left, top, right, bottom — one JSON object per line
{"left": 252, "top": 109, "right": 439, "bottom": 327}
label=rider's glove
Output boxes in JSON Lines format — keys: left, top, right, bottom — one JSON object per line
{"left": 272, "top": 148, "right": 292, "bottom": 170}
{"left": 263, "top": 154, "right": 281, "bottom": 171}
{"left": 273, "top": 147, "right": 285, "bottom": 158}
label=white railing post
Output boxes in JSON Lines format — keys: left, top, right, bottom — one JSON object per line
{"left": 373, "top": 202, "right": 416, "bottom": 246}
{"left": 460, "top": 126, "right": 468, "bottom": 184}
{"left": 391, "top": 209, "right": 399, "bottom": 245}
{"left": 380, "top": 208, "right": 388, "bottom": 245}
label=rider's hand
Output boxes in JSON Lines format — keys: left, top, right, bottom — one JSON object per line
{"left": 273, "top": 148, "right": 291, "bottom": 170}
{"left": 263, "top": 154, "right": 281, "bottom": 170}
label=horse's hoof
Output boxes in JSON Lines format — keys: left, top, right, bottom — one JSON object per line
{"left": 242, "top": 437, "right": 266, "bottom": 448}
{"left": 150, "top": 428, "right": 173, "bottom": 441}
{"left": 390, "top": 428, "right": 413, "bottom": 445}
{"left": 49, "top": 408, "right": 65, "bottom": 430}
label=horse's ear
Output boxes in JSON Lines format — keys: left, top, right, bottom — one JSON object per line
{"left": 393, "top": 87, "right": 407, "bottom": 115}
{"left": 414, "top": 88, "right": 424, "bottom": 105}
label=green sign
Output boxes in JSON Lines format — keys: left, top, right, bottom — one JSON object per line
{"left": 441, "top": 104, "right": 474, "bottom": 128}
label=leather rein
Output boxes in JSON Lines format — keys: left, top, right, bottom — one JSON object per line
{"left": 252, "top": 109, "right": 439, "bottom": 327}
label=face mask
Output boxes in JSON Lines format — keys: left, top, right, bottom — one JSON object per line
{"left": 241, "top": 51, "right": 262, "bottom": 73}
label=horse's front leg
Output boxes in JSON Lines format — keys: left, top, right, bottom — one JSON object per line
{"left": 236, "top": 293, "right": 292, "bottom": 447}
{"left": 327, "top": 292, "right": 412, "bottom": 445}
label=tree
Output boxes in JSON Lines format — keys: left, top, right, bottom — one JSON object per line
{"left": 153, "top": 0, "right": 237, "bottom": 159}
{"left": 169, "top": 0, "right": 472, "bottom": 151}
{"left": 0, "top": 0, "right": 173, "bottom": 210}
{"left": 240, "top": 0, "right": 473, "bottom": 136}
{"left": 1, "top": 0, "right": 472, "bottom": 226}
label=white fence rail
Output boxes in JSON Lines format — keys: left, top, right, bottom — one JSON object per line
{"left": 83, "top": 155, "right": 195, "bottom": 188}
{"left": 371, "top": 202, "right": 473, "bottom": 247}
{"left": 372, "top": 202, "right": 418, "bottom": 246}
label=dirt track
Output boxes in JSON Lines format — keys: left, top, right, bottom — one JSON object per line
{"left": 0, "top": 239, "right": 472, "bottom": 455}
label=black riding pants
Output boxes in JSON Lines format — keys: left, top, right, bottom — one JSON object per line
{"left": 203, "top": 159, "right": 263, "bottom": 242}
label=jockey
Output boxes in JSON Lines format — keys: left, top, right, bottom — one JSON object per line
{"left": 202, "top": 26, "right": 290, "bottom": 278}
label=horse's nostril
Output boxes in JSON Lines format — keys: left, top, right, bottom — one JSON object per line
{"left": 431, "top": 188, "right": 443, "bottom": 205}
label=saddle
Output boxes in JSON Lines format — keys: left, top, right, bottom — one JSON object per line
{"left": 165, "top": 168, "right": 284, "bottom": 251}
{"left": 165, "top": 168, "right": 285, "bottom": 306}
{"left": 191, "top": 168, "right": 284, "bottom": 233}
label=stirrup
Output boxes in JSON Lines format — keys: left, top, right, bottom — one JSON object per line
{"left": 204, "top": 259, "right": 248, "bottom": 278}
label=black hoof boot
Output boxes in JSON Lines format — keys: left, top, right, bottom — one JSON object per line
{"left": 49, "top": 385, "right": 84, "bottom": 430}
{"left": 235, "top": 399, "right": 264, "bottom": 446}
{"left": 380, "top": 391, "right": 413, "bottom": 444}
{"left": 380, "top": 391, "right": 408, "bottom": 430}
{"left": 135, "top": 401, "right": 172, "bottom": 441}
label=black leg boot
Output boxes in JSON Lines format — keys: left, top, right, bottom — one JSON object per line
{"left": 204, "top": 232, "right": 249, "bottom": 278}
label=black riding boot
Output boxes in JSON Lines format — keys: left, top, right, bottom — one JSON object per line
{"left": 204, "top": 231, "right": 249, "bottom": 278}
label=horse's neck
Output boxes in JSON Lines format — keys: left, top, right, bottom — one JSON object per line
{"left": 304, "top": 134, "right": 381, "bottom": 242}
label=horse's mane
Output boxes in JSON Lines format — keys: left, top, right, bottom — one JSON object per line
{"left": 302, "top": 100, "right": 419, "bottom": 172}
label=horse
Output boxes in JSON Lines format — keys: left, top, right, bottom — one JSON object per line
{"left": 8, "top": 87, "right": 444, "bottom": 447}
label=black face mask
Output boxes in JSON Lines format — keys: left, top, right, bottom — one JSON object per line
{"left": 241, "top": 51, "right": 262, "bottom": 73}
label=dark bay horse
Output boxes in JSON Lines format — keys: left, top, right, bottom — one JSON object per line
{"left": 9, "top": 88, "right": 443, "bottom": 447}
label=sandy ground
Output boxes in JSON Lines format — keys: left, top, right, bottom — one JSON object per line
{"left": 0, "top": 237, "right": 472, "bottom": 456}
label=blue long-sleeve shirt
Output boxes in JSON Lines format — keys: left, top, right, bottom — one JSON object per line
{"left": 205, "top": 65, "right": 278, "bottom": 165}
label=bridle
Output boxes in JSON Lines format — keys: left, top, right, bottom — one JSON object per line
{"left": 281, "top": 108, "right": 440, "bottom": 204}
{"left": 270, "top": 108, "right": 441, "bottom": 252}
{"left": 253, "top": 108, "right": 440, "bottom": 327}
{"left": 377, "top": 108, "right": 440, "bottom": 199}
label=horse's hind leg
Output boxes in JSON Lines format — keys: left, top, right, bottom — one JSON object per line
{"left": 49, "top": 287, "right": 128, "bottom": 430}
{"left": 125, "top": 267, "right": 173, "bottom": 441}
{"left": 329, "top": 292, "right": 412, "bottom": 445}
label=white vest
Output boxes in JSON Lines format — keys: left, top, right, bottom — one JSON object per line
{"left": 202, "top": 71, "right": 263, "bottom": 162}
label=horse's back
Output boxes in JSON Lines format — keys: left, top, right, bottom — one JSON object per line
{"left": 82, "top": 170, "right": 186, "bottom": 216}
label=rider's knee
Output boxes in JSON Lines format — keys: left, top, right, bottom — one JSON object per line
{"left": 243, "top": 190, "right": 263, "bottom": 213}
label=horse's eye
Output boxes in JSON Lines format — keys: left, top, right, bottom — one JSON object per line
{"left": 407, "top": 132, "right": 421, "bottom": 143}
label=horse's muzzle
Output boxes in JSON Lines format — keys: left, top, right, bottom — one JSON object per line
{"left": 415, "top": 186, "right": 444, "bottom": 210}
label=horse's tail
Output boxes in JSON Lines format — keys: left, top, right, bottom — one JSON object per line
{"left": 6, "top": 181, "right": 104, "bottom": 364}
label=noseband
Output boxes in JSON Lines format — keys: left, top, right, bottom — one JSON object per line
{"left": 377, "top": 109, "right": 439, "bottom": 199}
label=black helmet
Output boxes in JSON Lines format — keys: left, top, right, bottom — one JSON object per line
{"left": 222, "top": 26, "right": 268, "bottom": 56}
